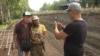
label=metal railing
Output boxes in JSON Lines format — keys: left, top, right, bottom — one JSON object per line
{"left": 0, "top": 30, "right": 14, "bottom": 56}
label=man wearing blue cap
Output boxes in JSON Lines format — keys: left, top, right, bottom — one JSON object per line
{"left": 54, "top": 2, "right": 87, "bottom": 56}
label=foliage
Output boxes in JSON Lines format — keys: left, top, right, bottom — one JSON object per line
{"left": 0, "top": 19, "right": 18, "bottom": 30}
{"left": 0, "top": 0, "right": 33, "bottom": 24}
{"left": 40, "top": 0, "right": 66, "bottom": 11}
{"left": 40, "top": 0, "right": 100, "bottom": 11}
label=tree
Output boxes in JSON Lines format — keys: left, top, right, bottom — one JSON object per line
{"left": 0, "top": 0, "right": 31, "bottom": 24}
{"left": 40, "top": 0, "right": 68, "bottom": 11}
{"left": 93, "top": 0, "right": 99, "bottom": 8}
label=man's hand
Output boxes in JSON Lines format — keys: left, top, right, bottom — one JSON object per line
{"left": 13, "top": 34, "right": 18, "bottom": 49}
{"left": 34, "top": 38, "right": 41, "bottom": 42}
{"left": 57, "top": 22, "right": 64, "bottom": 29}
{"left": 36, "top": 38, "right": 41, "bottom": 42}
{"left": 54, "top": 21, "right": 64, "bottom": 30}
{"left": 54, "top": 21, "right": 58, "bottom": 29}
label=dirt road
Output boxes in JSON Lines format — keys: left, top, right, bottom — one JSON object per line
{"left": 0, "top": 10, "right": 100, "bottom": 56}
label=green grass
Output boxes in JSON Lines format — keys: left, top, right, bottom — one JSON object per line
{"left": 0, "top": 24, "right": 8, "bottom": 30}
{"left": 0, "top": 19, "right": 18, "bottom": 30}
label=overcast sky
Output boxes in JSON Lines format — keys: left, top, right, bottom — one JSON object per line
{"left": 28, "top": 0, "right": 59, "bottom": 11}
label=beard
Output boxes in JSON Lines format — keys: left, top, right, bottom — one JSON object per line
{"left": 32, "top": 22, "right": 39, "bottom": 27}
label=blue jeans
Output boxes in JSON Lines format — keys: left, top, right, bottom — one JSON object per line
{"left": 18, "top": 45, "right": 23, "bottom": 56}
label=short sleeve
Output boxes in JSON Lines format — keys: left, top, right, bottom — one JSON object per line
{"left": 42, "top": 25, "right": 47, "bottom": 32}
{"left": 63, "top": 23, "right": 75, "bottom": 36}
{"left": 14, "top": 24, "right": 19, "bottom": 34}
